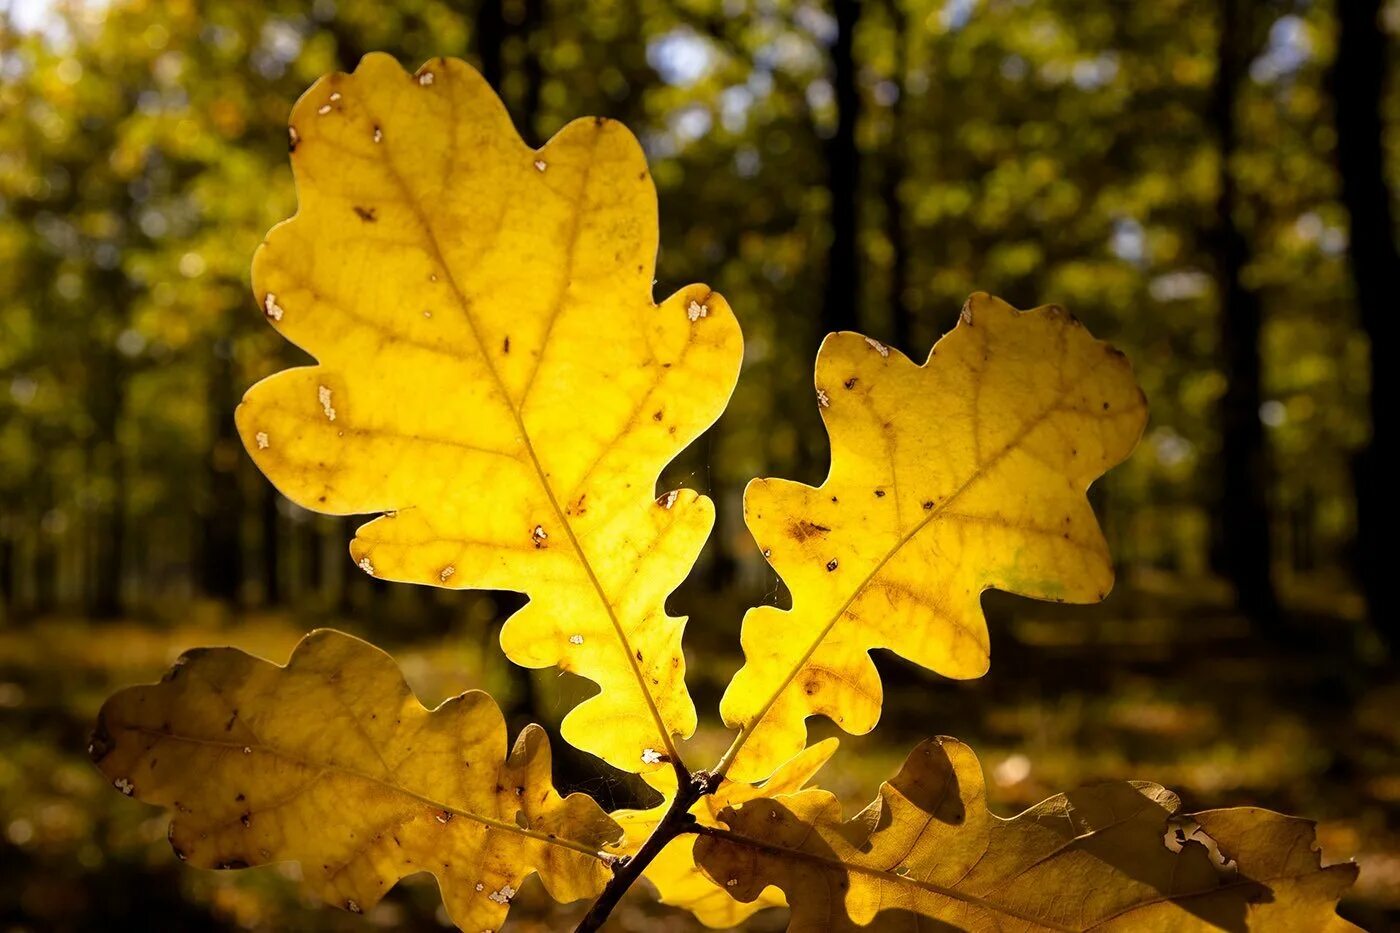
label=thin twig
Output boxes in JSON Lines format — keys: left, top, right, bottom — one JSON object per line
{"left": 574, "top": 768, "right": 720, "bottom": 932}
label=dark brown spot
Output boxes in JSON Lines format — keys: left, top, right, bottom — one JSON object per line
{"left": 503, "top": 336, "right": 511, "bottom": 354}
{"left": 353, "top": 206, "right": 377, "bottom": 222}
{"left": 235, "top": 793, "right": 245, "bottom": 802}
{"left": 874, "top": 489, "right": 886, "bottom": 498}
{"left": 826, "top": 558, "right": 839, "bottom": 572}
{"left": 922, "top": 500, "right": 934, "bottom": 510}
{"left": 1102, "top": 401, "right": 1110, "bottom": 410}
{"left": 652, "top": 409, "right": 663, "bottom": 421}
{"left": 635, "top": 649, "right": 643, "bottom": 661}
{"left": 790, "top": 520, "right": 831, "bottom": 542}
{"left": 844, "top": 377, "right": 857, "bottom": 389}
{"left": 241, "top": 813, "right": 251, "bottom": 828}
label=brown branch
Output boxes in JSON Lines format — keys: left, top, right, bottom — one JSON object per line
{"left": 574, "top": 768, "right": 720, "bottom": 932}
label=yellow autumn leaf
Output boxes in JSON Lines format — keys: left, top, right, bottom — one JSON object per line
{"left": 695, "top": 737, "right": 1361, "bottom": 931}
{"left": 718, "top": 294, "right": 1148, "bottom": 782}
{"left": 88, "top": 629, "right": 621, "bottom": 931}
{"left": 610, "top": 738, "right": 838, "bottom": 927}
{"left": 235, "top": 54, "right": 744, "bottom": 775}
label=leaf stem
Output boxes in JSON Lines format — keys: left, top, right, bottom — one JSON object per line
{"left": 574, "top": 768, "right": 720, "bottom": 932}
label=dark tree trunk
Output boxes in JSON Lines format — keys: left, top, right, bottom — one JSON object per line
{"left": 517, "top": 0, "right": 544, "bottom": 142}
{"left": 475, "top": 0, "right": 506, "bottom": 90}
{"left": 201, "top": 343, "right": 243, "bottom": 604}
{"left": 86, "top": 348, "right": 126, "bottom": 619}
{"left": 883, "top": 0, "right": 911, "bottom": 353}
{"left": 303, "top": 517, "right": 324, "bottom": 599}
{"left": 1332, "top": 0, "right": 1394, "bottom": 648}
{"left": 261, "top": 485, "right": 281, "bottom": 605}
{"left": 823, "top": 0, "right": 863, "bottom": 338}
{"left": 1209, "top": 0, "right": 1277, "bottom": 628}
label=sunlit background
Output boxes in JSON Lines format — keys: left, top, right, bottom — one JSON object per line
{"left": 1, "top": 0, "right": 1395, "bottom": 929}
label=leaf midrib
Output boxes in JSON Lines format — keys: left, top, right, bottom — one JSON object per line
{"left": 125, "top": 724, "right": 607, "bottom": 859}
{"left": 362, "top": 76, "right": 681, "bottom": 767}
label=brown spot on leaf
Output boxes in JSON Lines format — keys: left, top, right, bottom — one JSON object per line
{"left": 353, "top": 206, "right": 377, "bottom": 222}
{"left": 790, "top": 519, "right": 831, "bottom": 542}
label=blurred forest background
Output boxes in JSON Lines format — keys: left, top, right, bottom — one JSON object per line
{"left": 1, "top": 0, "right": 1396, "bottom": 929}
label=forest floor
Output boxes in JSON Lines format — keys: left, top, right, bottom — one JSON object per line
{"left": 2, "top": 575, "right": 1396, "bottom": 931}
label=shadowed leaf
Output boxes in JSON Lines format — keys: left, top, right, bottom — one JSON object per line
{"left": 235, "top": 53, "right": 744, "bottom": 775}
{"left": 719, "top": 294, "right": 1148, "bottom": 781}
{"left": 695, "top": 737, "right": 1360, "bottom": 931}
{"left": 89, "top": 629, "right": 621, "bottom": 931}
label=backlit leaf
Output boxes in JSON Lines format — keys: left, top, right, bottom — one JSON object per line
{"left": 88, "top": 629, "right": 621, "bottom": 930}
{"left": 611, "top": 738, "right": 838, "bottom": 927}
{"left": 235, "top": 54, "right": 743, "bottom": 774}
{"left": 718, "top": 294, "right": 1148, "bottom": 781}
{"left": 695, "top": 736, "right": 1361, "bottom": 931}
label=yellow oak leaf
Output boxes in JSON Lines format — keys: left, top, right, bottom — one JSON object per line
{"left": 88, "top": 629, "right": 621, "bottom": 931}
{"left": 235, "top": 54, "right": 743, "bottom": 775}
{"left": 611, "top": 738, "right": 838, "bottom": 927}
{"left": 695, "top": 736, "right": 1361, "bottom": 931}
{"left": 718, "top": 294, "right": 1148, "bottom": 782}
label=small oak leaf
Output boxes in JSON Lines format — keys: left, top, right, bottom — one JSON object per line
{"left": 720, "top": 294, "right": 1148, "bottom": 781}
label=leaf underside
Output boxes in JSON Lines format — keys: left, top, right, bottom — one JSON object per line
{"left": 720, "top": 294, "right": 1149, "bottom": 782}
{"left": 88, "top": 629, "right": 621, "bottom": 931}
{"left": 236, "top": 53, "right": 743, "bottom": 775}
{"left": 695, "top": 736, "right": 1362, "bottom": 932}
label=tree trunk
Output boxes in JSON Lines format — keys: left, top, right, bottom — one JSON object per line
{"left": 474, "top": 0, "right": 506, "bottom": 91}
{"left": 1209, "top": 0, "right": 1277, "bottom": 628}
{"left": 261, "top": 484, "right": 281, "bottom": 605}
{"left": 823, "top": 0, "right": 863, "bottom": 338}
{"left": 1332, "top": 0, "right": 1394, "bottom": 648}
{"left": 883, "top": 0, "right": 911, "bottom": 353}
{"left": 201, "top": 343, "right": 243, "bottom": 604}
{"left": 86, "top": 349, "right": 126, "bottom": 618}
